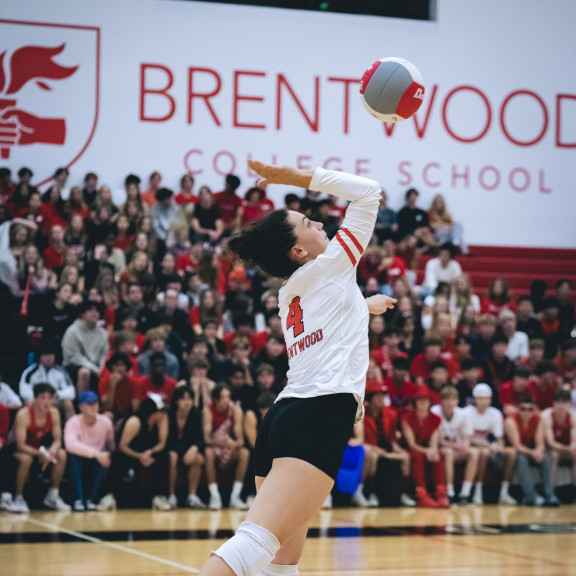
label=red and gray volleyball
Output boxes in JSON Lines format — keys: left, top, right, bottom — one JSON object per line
{"left": 360, "top": 57, "right": 425, "bottom": 123}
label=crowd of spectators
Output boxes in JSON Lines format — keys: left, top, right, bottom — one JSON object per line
{"left": 0, "top": 164, "right": 574, "bottom": 513}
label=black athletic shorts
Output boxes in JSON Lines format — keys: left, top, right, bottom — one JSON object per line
{"left": 254, "top": 393, "right": 358, "bottom": 480}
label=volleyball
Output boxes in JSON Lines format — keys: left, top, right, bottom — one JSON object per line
{"left": 359, "top": 57, "right": 425, "bottom": 123}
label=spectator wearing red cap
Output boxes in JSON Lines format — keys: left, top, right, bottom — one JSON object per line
{"left": 401, "top": 386, "right": 450, "bottom": 507}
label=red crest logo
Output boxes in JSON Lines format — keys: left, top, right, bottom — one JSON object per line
{"left": 0, "top": 20, "right": 100, "bottom": 186}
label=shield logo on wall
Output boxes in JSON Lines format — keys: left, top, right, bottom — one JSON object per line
{"left": 0, "top": 19, "right": 100, "bottom": 186}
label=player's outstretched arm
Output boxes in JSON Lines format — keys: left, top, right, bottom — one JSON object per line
{"left": 248, "top": 160, "right": 313, "bottom": 190}
{"left": 365, "top": 294, "right": 397, "bottom": 315}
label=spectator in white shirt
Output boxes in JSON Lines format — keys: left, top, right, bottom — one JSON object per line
{"left": 422, "top": 243, "right": 462, "bottom": 297}
{"left": 0, "top": 376, "right": 22, "bottom": 410}
{"left": 432, "top": 386, "right": 479, "bottom": 504}
{"left": 463, "top": 383, "right": 516, "bottom": 505}
{"left": 19, "top": 341, "right": 75, "bottom": 421}
{"left": 499, "top": 309, "right": 529, "bottom": 362}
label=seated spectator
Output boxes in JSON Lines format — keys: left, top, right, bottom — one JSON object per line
{"left": 453, "top": 334, "right": 474, "bottom": 366}
{"left": 107, "top": 394, "right": 171, "bottom": 510}
{"left": 422, "top": 243, "right": 462, "bottom": 297}
{"left": 191, "top": 186, "right": 224, "bottom": 245}
{"left": 373, "top": 189, "right": 397, "bottom": 244}
{"left": 62, "top": 300, "right": 109, "bottom": 395}
{"left": 515, "top": 297, "right": 545, "bottom": 340}
{"left": 410, "top": 337, "right": 459, "bottom": 386}
{"left": 99, "top": 352, "right": 139, "bottom": 421}
{"left": 150, "top": 188, "right": 179, "bottom": 244}
{"left": 455, "top": 304, "right": 478, "bottom": 337}
{"left": 42, "top": 283, "right": 79, "bottom": 341}
{"left": 540, "top": 298, "right": 563, "bottom": 358}
{"left": 115, "top": 282, "right": 158, "bottom": 334}
{"left": 252, "top": 332, "right": 289, "bottom": 392}
{"left": 518, "top": 338, "right": 546, "bottom": 373}
{"left": 481, "top": 277, "right": 516, "bottom": 316}
{"left": 499, "top": 309, "right": 529, "bottom": 362}
{"left": 470, "top": 314, "right": 498, "bottom": 362}
{"left": 0, "top": 372, "right": 22, "bottom": 410}
{"left": 357, "top": 245, "right": 390, "bottom": 293}
{"left": 370, "top": 327, "right": 409, "bottom": 378}
{"left": 368, "top": 314, "right": 386, "bottom": 351}
{"left": 213, "top": 175, "right": 242, "bottom": 233}
{"left": 456, "top": 358, "right": 484, "bottom": 408}
{"left": 556, "top": 339, "right": 576, "bottom": 383}
{"left": 426, "top": 361, "right": 449, "bottom": 404}
{"left": 113, "top": 213, "right": 134, "bottom": 252}
{"left": 167, "top": 387, "right": 205, "bottom": 509}
{"left": 427, "top": 313, "right": 455, "bottom": 351}
{"left": 449, "top": 275, "right": 480, "bottom": 324}
{"left": 498, "top": 365, "right": 532, "bottom": 416}
{"left": 401, "top": 387, "right": 450, "bottom": 508}
{"left": 203, "top": 317, "right": 227, "bottom": 365}
{"left": 396, "top": 187, "right": 437, "bottom": 251}
{"left": 463, "top": 383, "right": 516, "bottom": 505}
{"left": 362, "top": 382, "right": 412, "bottom": 507}
{"left": 421, "top": 292, "right": 450, "bottom": 332}
{"left": 383, "top": 356, "right": 416, "bottom": 412}
{"left": 43, "top": 225, "right": 66, "bottom": 271}
{"left": 190, "top": 288, "right": 223, "bottom": 337}
{"left": 185, "top": 355, "right": 216, "bottom": 410}
{"left": 137, "top": 328, "right": 180, "bottom": 380}
{"left": 543, "top": 390, "right": 576, "bottom": 488}
{"left": 107, "top": 330, "right": 140, "bottom": 376}
{"left": 64, "top": 391, "right": 115, "bottom": 511}
{"left": 315, "top": 199, "right": 340, "bottom": 239}
{"left": 156, "top": 287, "right": 194, "bottom": 345}
{"left": 175, "top": 174, "right": 198, "bottom": 205}
{"left": 138, "top": 352, "right": 178, "bottom": 403}
{"left": 234, "top": 187, "right": 265, "bottom": 230}
{"left": 529, "top": 360, "right": 560, "bottom": 411}
{"left": 203, "top": 384, "right": 250, "bottom": 510}
{"left": 5, "top": 383, "right": 70, "bottom": 512}
{"left": 20, "top": 340, "right": 75, "bottom": 421}
{"left": 483, "top": 334, "right": 515, "bottom": 391}
{"left": 431, "top": 386, "right": 479, "bottom": 504}
{"left": 556, "top": 279, "right": 575, "bottom": 342}
{"left": 397, "top": 312, "right": 423, "bottom": 360}
{"left": 141, "top": 171, "right": 161, "bottom": 207}
{"left": 427, "top": 193, "right": 467, "bottom": 254}
{"left": 505, "top": 395, "right": 559, "bottom": 506}
{"left": 176, "top": 240, "right": 203, "bottom": 276}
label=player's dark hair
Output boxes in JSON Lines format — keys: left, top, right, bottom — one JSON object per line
{"left": 228, "top": 209, "right": 299, "bottom": 278}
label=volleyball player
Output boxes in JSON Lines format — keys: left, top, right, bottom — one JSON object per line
{"left": 198, "top": 161, "right": 396, "bottom": 576}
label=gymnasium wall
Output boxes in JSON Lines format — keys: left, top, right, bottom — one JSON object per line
{"left": 1, "top": 0, "right": 575, "bottom": 247}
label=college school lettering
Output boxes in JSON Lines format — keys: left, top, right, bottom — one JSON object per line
{"left": 287, "top": 329, "right": 323, "bottom": 360}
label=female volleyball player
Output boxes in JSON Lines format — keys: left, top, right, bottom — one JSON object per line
{"left": 198, "top": 161, "right": 396, "bottom": 576}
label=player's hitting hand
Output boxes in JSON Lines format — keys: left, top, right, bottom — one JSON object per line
{"left": 365, "top": 294, "right": 397, "bottom": 315}
{"left": 248, "top": 160, "right": 313, "bottom": 189}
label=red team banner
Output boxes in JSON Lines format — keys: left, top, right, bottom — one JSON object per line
{"left": 0, "top": 0, "right": 574, "bottom": 247}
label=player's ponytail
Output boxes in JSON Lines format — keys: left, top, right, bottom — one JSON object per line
{"left": 228, "top": 209, "right": 299, "bottom": 278}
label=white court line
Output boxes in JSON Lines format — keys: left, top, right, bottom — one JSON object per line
{"left": 302, "top": 568, "right": 479, "bottom": 575}
{"left": 25, "top": 517, "right": 200, "bottom": 574}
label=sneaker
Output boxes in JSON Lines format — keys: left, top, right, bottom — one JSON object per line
{"left": 209, "top": 492, "right": 222, "bottom": 510}
{"left": 44, "top": 494, "right": 71, "bottom": 511}
{"left": 472, "top": 486, "right": 484, "bottom": 506}
{"left": 96, "top": 494, "right": 117, "bottom": 511}
{"left": 544, "top": 497, "right": 560, "bottom": 508}
{"left": 9, "top": 495, "right": 29, "bottom": 514}
{"left": 168, "top": 495, "right": 178, "bottom": 509}
{"left": 400, "top": 493, "right": 417, "bottom": 507}
{"left": 186, "top": 494, "right": 206, "bottom": 509}
{"left": 367, "top": 493, "right": 380, "bottom": 508}
{"left": 152, "top": 495, "right": 172, "bottom": 511}
{"left": 449, "top": 495, "right": 459, "bottom": 506}
{"left": 415, "top": 488, "right": 441, "bottom": 508}
{"left": 457, "top": 495, "right": 471, "bottom": 506}
{"left": 230, "top": 495, "right": 249, "bottom": 510}
{"left": 0, "top": 494, "right": 13, "bottom": 511}
{"left": 73, "top": 500, "right": 85, "bottom": 512}
{"left": 322, "top": 494, "right": 332, "bottom": 509}
{"left": 498, "top": 493, "right": 517, "bottom": 506}
{"left": 351, "top": 490, "right": 370, "bottom": 508}
{"left": 85, "top": 500, "right": 97, "bottom": 511}
{"left": 436, "top": 494, "right": 451, "bottom": 508}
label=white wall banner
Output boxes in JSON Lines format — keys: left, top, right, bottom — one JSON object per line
{"left": 1, "top": 0, "right": 575, "bottom": 247}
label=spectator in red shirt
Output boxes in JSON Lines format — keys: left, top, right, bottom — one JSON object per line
{"left": 175, "top": 174, "right": 198, "bottom": 205}
{"left": 529, "top": 360, "right": 561, "bottom": 411}
{"left": 176, "top": 239, "right": 203, "bottom": 275}
{"left": 43, "top": 224, "right": 66, "bottom": 270}
{"left": 555, "top": 339, "right": 576, "bottom": 383}
{"left": 138, "top": 352, "right": 178, "bottom": 403}
{"left": 411, "top": 337, "right": 459, "bottom": 385}
{"left": 234, "top": 187, "right": 266, "bottom": 231}
{"left": 141, "top": 171, "right": 161, "bottom": 208}
{"left": 384, "top": 357, "right": 416, "bottom": 412}
{"left": 99, "top": 352, "right": 139, "bottom": 421}
{"left": 499, "top": 365, "right": 532, "bottom": 416}
{"left": 213, "top": 174, "right": 242, "bottom": 233}
{"left": 505, "top": 395, "right": 559, "bottom": 506}
{"left": 481, "top": 277, "right": 516, "bottom": 316}
{"left": 401, "top": 387, "right": 449, "bottom": 507}
{"left": 69, "top": 185, "right": 91, "bottom": 219}
{"left": 357, "top": 245, "right": 390, "bottom": 293}
{"left": 371, "top": 327, "right": 408, "bottom": 378}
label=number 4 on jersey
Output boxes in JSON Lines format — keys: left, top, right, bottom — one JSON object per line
{"left": 286, "top": 296, "right": 304, "bottom": 337}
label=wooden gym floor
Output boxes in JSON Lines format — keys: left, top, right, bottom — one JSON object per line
{"left": 1, "top": 505, "right": 576, "bottom": 576}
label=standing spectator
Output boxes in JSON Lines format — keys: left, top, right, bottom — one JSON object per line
{"left": 422, "top": 243, "right": 462, "bottom": 297}
{"left": 138, "top": 353, "right": 178, "bottom": 403}
{"left": 555, "top": 279, "right": 575, "bottom": 342}
{"left": 543, "top": 390, "right": 576, "bottom": 488}
{"left": 483, "top": 334, "right": 515, "bottom": 390}
{"left": 463, "top": 383, "right": 516, "bottom": 505}
{"left": 499, "top": 309, "right": 529, "bottom": 362}
{"left": 64, "top": 391, "right": 115, "bottom": 511}
{"left": 99, "top": 352, "right": 139, "bottom": 422}
{"left": 401, "top": 387, "right": 450, "bottom": 507}
{"left": 481, "top": 277, "right": 516, "bottom": 316}
{"left": 396, "top": 188, "right": 437, "bottom": 250}
{"left": 203, "top": 385, "right": 250, "bottom": 510}
{"left": 166, "top": 387, "right": 205, "bottom": 508}
{"left": 498, "top": 365, "right": 532, "bottom": 416}
{"left": 6, "top": 384, "right": 70, "bottom": 512}
{"left": 19, "top": 341, "right": 76, "bottom": 421}
{"left": 213, "top": 174, "right": 242, "bottom": 233}
{"left": 515, "top": 297, "right": 545, "bottom": 340}
{"left": 431, "top": 386, "right": 479, "bottom": 504}
{"left": 108, "top": 395, "right": 171, "bottom": 510}
{"left": 505, "top": 395, "right": 559, "bottom": 506}
{"left": 62, "top": 301, "right": 109, "bottom": 395}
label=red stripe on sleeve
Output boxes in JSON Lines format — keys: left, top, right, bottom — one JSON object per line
{"left": 336, "top": 232, "right": 357, "bottom": 266}
{"left": 340, "top": 227, "right": 364, "bottom": 255}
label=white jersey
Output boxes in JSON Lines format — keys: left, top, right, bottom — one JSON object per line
{"left": 277, "top": 168, "right": 380, "bottom": 422}
{"left": 431, "top": 405, "right": 468, "bottom": 444}
{"left": 462, "top": 405, "right": 504, "bottom": 444}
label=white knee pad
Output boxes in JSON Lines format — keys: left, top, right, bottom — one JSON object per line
{"left": 212, "top": 522, "right": 281, "bottom": 576}
{"left": 260, "top": 563, "right": 299, "bottom": 576}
